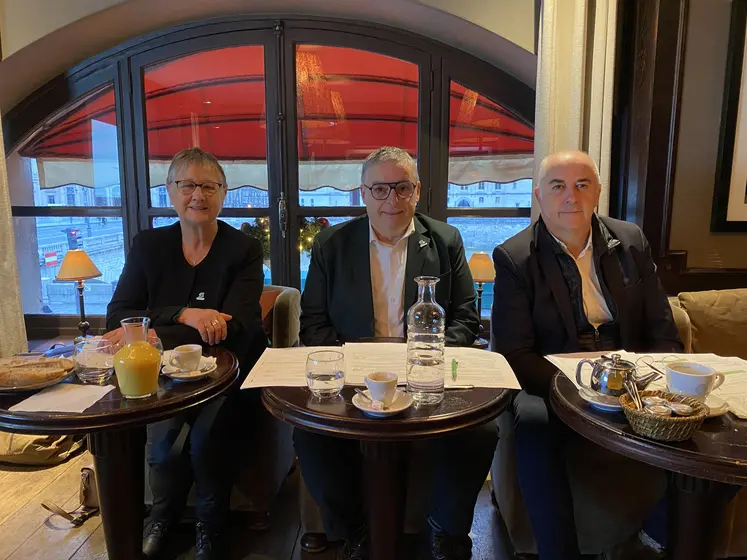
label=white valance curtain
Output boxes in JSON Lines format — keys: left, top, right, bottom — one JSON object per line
{"left": 0, "top": 116, "right": 27, "bottom": 357}
{"left": 534, "top": 0, "right": 618, "bottom": 216}
{"left": 35, "top": 155, "right": 536, "bottom": 191}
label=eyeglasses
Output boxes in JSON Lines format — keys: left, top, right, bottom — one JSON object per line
{"left": 362, "top": 181, "right": 416, "bottom": 201}
{"left": 173, "top": 180, "right": 224, "bottom": 197}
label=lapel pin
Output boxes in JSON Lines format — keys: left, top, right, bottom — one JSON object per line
{"left": 418, "top": 239, "right": 428, "bottom": 248}
{"left": 196, "top": 292, "right": 205, "bottom": 301}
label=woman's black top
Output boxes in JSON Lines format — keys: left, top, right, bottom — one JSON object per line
{"left": 106, "top": 220, "right": 268, "bottom": 372}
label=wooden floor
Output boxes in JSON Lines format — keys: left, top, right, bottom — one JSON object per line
{"left": 0, "top": 451, "right": 511, "bottom": 560}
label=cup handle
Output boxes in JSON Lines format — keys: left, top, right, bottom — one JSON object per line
{"left": 575, "top": 360, "right": 594, "bottom": 390}
{"left": 169, "top": 356, "right": 180, "bottom": 368}
{"left": 712, "top": 373, "right": 726, "bottom": 391}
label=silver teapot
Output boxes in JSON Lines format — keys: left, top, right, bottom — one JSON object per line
{"left": 576, "top": 354, "right": 659, "bottom": 397}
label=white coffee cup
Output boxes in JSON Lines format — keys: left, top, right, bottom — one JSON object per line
{"left": 364, "top": 372, "right": 398, "bottom": 407}
{"left": 666, "top": 362, "right": 725, "bottom": 401}
{"left": 169, "top": 344, "right": 202, "bottom": 372}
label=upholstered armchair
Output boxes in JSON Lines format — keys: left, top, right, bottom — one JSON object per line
{"left": 229, "top": 285, "right": 300, "bottom": 520}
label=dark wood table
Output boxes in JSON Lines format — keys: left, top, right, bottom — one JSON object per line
{"left": 550, "top": 373, "right": 747, "bottom": 560}
{"left": 0, "top": 347, "right": 239, "bottom": 560}
{"left": 263, "top": 385, "right": 510, "bottom": 560}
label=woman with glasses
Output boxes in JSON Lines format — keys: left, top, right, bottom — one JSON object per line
{"left": 105, "top": 147, "right": 268, "bottom": 559}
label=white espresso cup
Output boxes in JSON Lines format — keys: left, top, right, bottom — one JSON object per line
{"left": 364, "top": 372, "right": 398, "bottom": 407}
{"left": 169, "top": 344, "right": 202, "bottom": 372}
{"left": 666, "top": 361, "right": 725, "bottom": 401}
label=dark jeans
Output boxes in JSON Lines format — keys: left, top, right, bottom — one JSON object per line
{"left": 513, "top": 390, "right": 580, "bottom": 559}
{"left": 513, "top": 390, "right": 669, "bottom": 559}
{"left": 147, "top": 389, "right": 259, "bottom": 528}
{"left": 293, "top": 422, "right": 498, "bottom": 541}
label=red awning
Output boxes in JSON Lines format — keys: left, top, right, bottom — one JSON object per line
{"left": 20, "top": 45, "right": 534, "bottom": 163}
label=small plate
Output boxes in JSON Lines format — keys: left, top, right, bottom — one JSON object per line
{"left": 352, "top": 389, "right": 413, "bottom": 418}
{"left": 0, "top": 370, "right": 75, "bottom": 394}
{"left": 706, "top": 394, "right": 730, "bottom": 418}
{"left": 578, "top": 387, "right": 623, "bottom": 413}
{"left": 161, "top": 356, "right": 217, "bottom": 382}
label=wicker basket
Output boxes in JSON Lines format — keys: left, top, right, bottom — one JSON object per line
{"left": 619, "top": 390, "right": 709, "bottom": 442}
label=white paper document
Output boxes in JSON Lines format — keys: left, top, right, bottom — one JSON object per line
{"left": 344, "top": 343, "right": 407, "bottom": 384}
{"left": 443, "top": 347, "right": 521, "bottom": 389}
{"left": 546, "top": 351, "right": 747, "bottom": 417}
{"left": 10, "top": 383, "right": 115, "bottom": 413}
{"left": 241, "top": 346, "right": 341, "bottom": 389}
{"left": 241, "top": 344, "right": 521, "bottom": 390}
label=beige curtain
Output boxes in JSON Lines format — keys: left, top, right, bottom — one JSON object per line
{"left": 534, "top": 0, "right": 617, "bottom": 216}
{"left": 0, "top": 116, "right": 27, "bottom": 357}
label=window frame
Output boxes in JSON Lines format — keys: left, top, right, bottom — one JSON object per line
{"left": 281, "top": 26, "right": 433, "bottom": 286}
{"left": 430, "top": 56, "right": 535, "bottom": 222}
{"left": 3, "top": 16, "right": 535, "bottom": 338}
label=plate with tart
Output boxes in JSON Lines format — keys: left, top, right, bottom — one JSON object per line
{"left": 0, "top": 356, "right": 76, "bottom": 393}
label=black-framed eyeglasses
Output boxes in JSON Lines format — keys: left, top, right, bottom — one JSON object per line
{"left": 362, "top": 181, "right": 416, "bottom": 201}
{"left": 173, "top": 180, "right": 224, "bottom": 197}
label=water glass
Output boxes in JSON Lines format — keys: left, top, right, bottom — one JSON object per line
{"left": 306, "top": 350, "right": 345, "bottom": 398}
{"left": 73, "top": 338, "right": 115, "bottom": 385}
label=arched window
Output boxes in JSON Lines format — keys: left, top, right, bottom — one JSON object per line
{"left": 4, "top": 18, "right": 533, "bottom": 325}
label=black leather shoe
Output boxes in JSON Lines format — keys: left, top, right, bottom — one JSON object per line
{"left": 427, "top": 529, "right": 472, "bottom": 560}
{"left": 142, "top": 521, "right": 172, "bottom": 559}
{"left": 341, "top": 525, "right": 369, "bottom": 560}
{"left": 300, "top": 532, "right": 329, "bottom": 553}
{"left": 194, "top": 521, "right": 223, "bottom": 560}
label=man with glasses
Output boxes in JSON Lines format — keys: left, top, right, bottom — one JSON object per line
{"left": 296, "top": 147, "right": 497, "bottom": 560}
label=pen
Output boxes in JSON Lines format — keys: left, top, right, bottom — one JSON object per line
{"left": 451, "top": 358, "right": 458, "bottom": 382}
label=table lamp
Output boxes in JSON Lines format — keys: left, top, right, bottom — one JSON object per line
{"left": 56, "top": 249, "right": 102, "bottom": 341}
{"left": 468, "top": 252, "right": 495, "bottom": 319}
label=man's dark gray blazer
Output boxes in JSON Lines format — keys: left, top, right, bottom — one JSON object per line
{"left": 301, "top": 214, "right": 479, "bottom": 347}
{"left": 491, "top": 215, "right": 682, "bottom": 397}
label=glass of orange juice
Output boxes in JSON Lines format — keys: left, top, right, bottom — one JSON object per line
{"left": 114, "top": 317, "right": 162, "bottom": 399}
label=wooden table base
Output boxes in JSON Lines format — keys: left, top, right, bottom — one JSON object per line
{"left": 668, "top": 473, "right": 736, "bottom": 560}
{"left": 362, "top": 441, "right": 407, "bottom": 560}
{"left": 89, "top": 428, "right": 146, "bottom": 560}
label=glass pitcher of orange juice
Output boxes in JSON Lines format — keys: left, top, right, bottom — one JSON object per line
{"left": 114, "top": 317, "right": 161, "bottom": 399}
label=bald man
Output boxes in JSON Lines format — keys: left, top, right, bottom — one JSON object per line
{"left": 491, "top": 151, "right": 682, "bottom": 559}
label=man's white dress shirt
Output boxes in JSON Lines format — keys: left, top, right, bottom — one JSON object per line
{"left": 552, "top": 232, "right": 613, "bottom": 328}
{"left": 369, "top": 220, "right": 416, "bottom": 338}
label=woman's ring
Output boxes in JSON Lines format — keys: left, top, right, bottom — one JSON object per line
{"left": 211, "top": 319, "right": 220, "bottom": 326}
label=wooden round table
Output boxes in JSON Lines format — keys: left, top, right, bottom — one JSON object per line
{"left": 263, "top": 385, "right": 510, "bottom": 560}
{"left": 550, "top": 373, "right": 747, "bottom": 560}
{"left": 0, "top": 347, "right": 239, "bottom": 560}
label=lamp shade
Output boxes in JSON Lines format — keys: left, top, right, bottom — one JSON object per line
{"left": 468, "top": 253, "right": 495, "bottom": 283}
{"left": 56, "top": 249, "right": 102, "bottom": 281}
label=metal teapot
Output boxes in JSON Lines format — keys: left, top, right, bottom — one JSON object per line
{"left": 576, "top": 354, "right": 659, "bottom": 397}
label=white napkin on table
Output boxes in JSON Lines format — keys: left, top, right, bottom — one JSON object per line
{"left": 726, "top": 395, "right": 747, "bottom": 419}
{"left": 10, "top": 383, "right": 115, "bottom": 413}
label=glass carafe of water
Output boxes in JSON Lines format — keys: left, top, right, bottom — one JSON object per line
{"left": 406, "top": 276, "right": 445, "bottom": 404}
{"left": 114, "top": 317, "right": 161, "bottom": 399}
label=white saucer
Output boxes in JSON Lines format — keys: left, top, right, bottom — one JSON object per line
{"left": 578, "top": 387, "right": 623, "bottom": 413}
{"left": 706, "top": 394, "right": 730, "bottom": 418}
{"left": 352, "top": 389, "right": 413, "bottom": 418}
{"left": 162, "top": 355, "right": 217, "bottom": 382}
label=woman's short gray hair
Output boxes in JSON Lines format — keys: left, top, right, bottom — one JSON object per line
{"left": 166, "top": 147, "right": 228, "bottom": 186}
{"left": 361, "top": 146, "right": 419, "bottom": 183}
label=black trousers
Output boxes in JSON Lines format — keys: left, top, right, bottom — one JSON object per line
{"left": 513, "top": 390, "right": 581, "bottom": 560}
{"left": 293, "top": 422, "right": 498, "bottom": 541}
{"left": 146, "top": 389, "right": 261, "bottom": 528}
